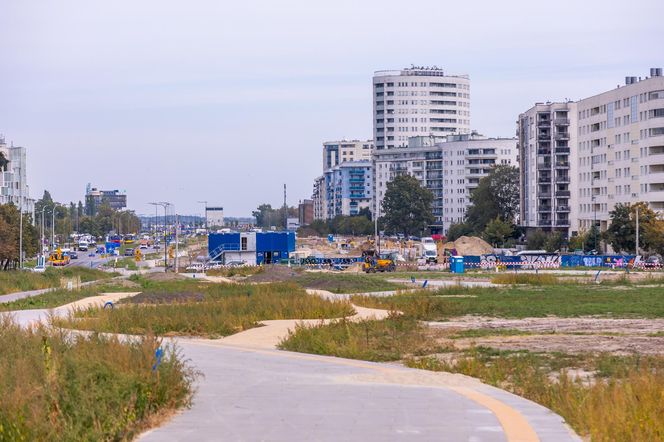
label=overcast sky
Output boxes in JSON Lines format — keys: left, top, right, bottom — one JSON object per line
{"left": 1, "top": 0, "right": 662, "bottom": 216}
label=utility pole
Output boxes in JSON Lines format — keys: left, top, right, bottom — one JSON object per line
{"left": 283, "top": 184, "right": 287, "bottom": 230}
{"left": 18, "top": 164, "right": 23, "bottom": 269}
{"left": 635, "top": 206, "right": 640, "bottom": 256}
{"left": 374, "top": 200, "right": 380, "bottom": 254}
{"left": 51, "top": 208, "right": 56, "bottom": 251}
{"left": 151, "top": 202, "right": 171, "bottom": 272}
{"left": 175, "top": 213, "right": 179, "bottom": 273}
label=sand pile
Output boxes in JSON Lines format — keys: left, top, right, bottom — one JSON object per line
{"left": 442, "top": 236, "right": 493, "bottom": 256}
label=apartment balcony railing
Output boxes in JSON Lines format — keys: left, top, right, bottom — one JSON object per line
{"left": 556, "top": 219, "right": 570, "bottom": 226}
{"left": 538, "top": 206, "right": 552, "bottom": 212}
{"left": 553, "top": 118, "right": 570, "bottom": 125}
{"left": 556, "top": 205, "right": 570, "bottom": 212}
{"left": 555, "top": 147, "right": 571, "bottom": 154}
{"left": 537, "top": 148, "right": 551, "bottom": 155}
{"left": 537, "top": 163, "right": 552, "bottom": 170}
{"left": 555, "top": 161, "right": 570, "bottom": 168}
{"left": 538, "top": 133, "right": 552, "bottom": 141}
{"left": 537, "top": 119, "right": 551, "bottom": 127}
{"left": 556, "top": 190, "right": 571, "bottom": 197}
{"left": 539, "top": 220, "right": 553, "bottom": 226}
{"left": 555, "top": 133, "right": 570, "bottom": 141}
{"left": 538, "top": 176, "right": 552, "bottom": 183}
{"left": 556, "top": 176, "right": 570, "bottom": 183}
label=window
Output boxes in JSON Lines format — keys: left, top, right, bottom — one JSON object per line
{"left": 630, "top": 96, "right": 638, "bottom": 123}
{"left": 241, "top": 237, "right": 248, "bottom": 251}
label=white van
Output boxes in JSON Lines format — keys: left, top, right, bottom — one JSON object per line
{"left": 78, "top": 240, "right": 89, "bottom": 251}
{"left": 421, "top": 237, "right": 438, "bottom": 263}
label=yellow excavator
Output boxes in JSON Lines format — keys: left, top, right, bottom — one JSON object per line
{"left": 362, "top": 250, "right": 396, "bottom": 273}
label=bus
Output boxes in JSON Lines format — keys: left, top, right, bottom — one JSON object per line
{"left": 108, "top": 234, "right": 122, "bottom": 245}
{"left": 123, "top": 234, "right": 136, "bottom": 244}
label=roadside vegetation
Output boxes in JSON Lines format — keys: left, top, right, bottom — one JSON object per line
{"left": 206, "top": 266, "right": 265, "bottom": 277}
{"left": 58, "top": 281, "right": 354, "bottom": 337}
{"left": 279, "top": 315, "right": 446, "bottom": 361}
{"left": 0, "top": 317, "right": 194, "bottom": 441}
{"left": 0, "top": 267, "right": 113, "bottom": 295}
{"left": 351, "top": 284, "right": 664, "bottom": 319}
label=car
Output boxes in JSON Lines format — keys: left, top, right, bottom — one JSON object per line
{"left": 139, "top": 244, "right": 148, "bottom": 250}
{"left": 124, "top": 248, "right": 134, "bottom": 257}
{"left": 69, "top": 251, "right": 79, "bottom": 259}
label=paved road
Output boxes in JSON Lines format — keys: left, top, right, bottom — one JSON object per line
{"left": 140, "top": 341, "right": 579, "bottom": 442}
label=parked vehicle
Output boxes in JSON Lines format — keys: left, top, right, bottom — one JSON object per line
{"left": 362, "top": 250, "right": 396, "bottom": 273}
{"left": 78, "top": 240, "right": 88, "bottom": 251}
{"left": 124, "top": 248, "right": 134, "bottom": 257}
{"left": 421, "top": 237, "right": 438, "bottom": 263}
{"left": 69, "top": 251, "right": 79, "bottom": 259}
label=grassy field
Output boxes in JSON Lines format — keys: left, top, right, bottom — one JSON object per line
{"left": 0, "top": 267, "right": 114, "bottom": 295}
{"left": 0, "top": 317, "right": 194, "bottom": 441}
{"left": 58, "top": 282, "right": 354, "bottom": 337}
{"left": 293, "top": 272, "right": 406, "bottom": 293}
{"left": 407, "top": 349, "right": 664, "bottom": 442}
{"left": 350, "top": 284, "right": 664, "bottom": 319}
{"left": 279, "top": 315, "right": 446, "bottom": 361}
{"left": 206, "top": 266, "right": 265, "bottom": 277}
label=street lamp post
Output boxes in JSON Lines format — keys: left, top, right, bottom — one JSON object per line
{"left": 51, "top": 208, "right": 56, "bottom": 252}
{"left": 150, "top": 202, "right": 171, "bottom": 272}
{"left": 197, "top": 201, "right": 208, "bottom": 233}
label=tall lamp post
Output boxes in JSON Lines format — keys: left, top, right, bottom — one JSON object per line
{"left": 151, "top": 202, "right": 170, "bottom": 272}
{"left": 51, "top": 207, "right": 56, "bottom": 251}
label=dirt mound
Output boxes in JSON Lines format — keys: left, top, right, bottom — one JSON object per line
{"left": 245, "top": 266, "right": 303, "bottom": 283}
{"left": 442, "top": 236, "right": 493, "bottom": 256}
{"left": 125, "top": 291, "right": 205, "bottom": 304}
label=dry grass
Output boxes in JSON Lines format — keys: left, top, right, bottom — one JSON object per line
{"left": 57, "top": 282, "right": 354, "bottom": 338}
{"left": 407, "top": 349, "right": 664, "bottom": 442}
{"left": 0, "top": 267, "right": 113, "bottom": 295}
{"left": 0, "top": 317, "right": 194, "bottom": 441}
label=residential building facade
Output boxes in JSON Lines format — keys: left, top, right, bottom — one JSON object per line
{"left": 576, "top": 69, "right": 664, "bottom": 232}
{"left": 298, "top": 199, "right": 314, "bottom": 226}
{"left": 517, "top": 102, "right": 578, "bottom": 234}
{"left": 322, "top": 161, "right": 373, "bottom": 219}
{"left": 0, "top": 136, "right": 35, "bottom": 216}
{"left": 373, "top": 134, "right": 517, "bottom": 233}
{"left": 372, "top": 66, "right": 471, "bottom": 150}
{"left": 312, "top": 176, "right": 325, "bottom": 220}
{"left": 322, "top": 140, "right": 373, "bottom": 169}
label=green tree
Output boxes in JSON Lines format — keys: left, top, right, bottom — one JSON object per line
{"left": 381, "top": 175, "right": 434, "bottom": 236}
{"left": 482, "top": 217, "right": 514, "bottom": 247}
{"left": 604, "top": 202, "right": 659, "bottom": 253}
{"left": 466, "top": 165, "right": 519, "bottom": 232}
{"left": 0, "top": 204, "right": 39, "bottom": 269}
{"left": 446, "top": 222, "right": 473, "bottom": 241}
{"left": 526, "top": 229, "right": 547, "bottom": 250}
{"left": 568, "top": 229, "right": 589, "bottom": 252}
{"left": 358, "top": 207, "right": 372, "bottom": 221}
{"left": 544, "top": 231, "right": 564, "bottom": 253}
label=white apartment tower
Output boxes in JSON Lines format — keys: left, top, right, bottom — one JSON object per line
{"left": 518, "top": 102, "right": 578, "bottom": 233}
{"left": 372, "top": 66, "right": 471, "bottom": 150}
{"left": 0, "top": 136, "right": 35, "bottom": 217}
{"left": 322, "top": 140, "right": 373, "bottom": 170}
{"left": 576, "top": 69, "right": 664, "bottom": 232}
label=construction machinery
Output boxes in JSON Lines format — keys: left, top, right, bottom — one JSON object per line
{"left": 48, "top": 248, "right": 70, "bottom": 267}
{"left": 362, "top": 250, "right": 396, "bottom": 273}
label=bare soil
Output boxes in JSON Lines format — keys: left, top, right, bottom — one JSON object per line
{"left": 428, "top": 316, "right": 664, "bottom": 355}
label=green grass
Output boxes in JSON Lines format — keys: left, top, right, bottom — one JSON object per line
{"left": 293, "top": 272, "right": 406, "bottom": 293}
{"left": 350, "top": 283, "right": 664, "bottom": 319}
{"left": 491, "top": 273, "right": 560, "bottom": 285}
{"left": 57, "top": 282, "right": 355, "bottom": 337}
{"left": 0, "top": 282, "right": 134, "bottom": 312}
{"left": 104, "top": 257, "right": 139, "bottom": 270}
{"left": 0, "top": 267, "right": 113, "bottom": 295}
{"left": 0, "top": 317, "right": 194, "bottom": 441}
{"left": 278, "top": 315, "right": 451, "bottom": 361}
{"left": 206, "top": 266, "right": 265, "bottom": 277}
{"left": 406, "top": 349, "right": 664, "bottom": 442}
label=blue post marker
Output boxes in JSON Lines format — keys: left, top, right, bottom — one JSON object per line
{"left": 152, "top": 347, "right": 164, "bottom": 372}
{"left": 422, "top": 280, "right": 428, "bottom": 288}
{"left": 594, "top": 270, "right": 601, "bottom": 284}
{"left": 411, "top": 276, "right": 416, "bottom": 283}
{"left": 103, "top": 301, "right": 114, "bottom": 309}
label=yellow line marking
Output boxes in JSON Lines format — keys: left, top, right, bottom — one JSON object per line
{"left": 185, "top": 340, "right": 540, "bottom": 441}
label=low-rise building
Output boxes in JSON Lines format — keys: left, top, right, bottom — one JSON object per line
{"left": 208, "top": 231, "right": 295, "bottom": 265}
{"left": 85, "top": 183, "right": 127, "bottom": 215}
{"left": 206, "top": 206, "right": 224, "bottom": 229}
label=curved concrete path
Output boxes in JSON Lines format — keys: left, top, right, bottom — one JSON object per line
{"left": 2, "top": 287, "right": 579, "bottom": 441}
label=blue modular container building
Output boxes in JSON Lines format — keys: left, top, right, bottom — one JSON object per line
{"left": 208, "top": 231, "right": 295, "bottom": 265}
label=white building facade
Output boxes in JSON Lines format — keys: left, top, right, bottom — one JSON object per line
{"left": 372, "top": 66, "right": 471, "bottom": 150}
{"left": 322, "top": 140, "right": 373, "bottom": 170}
{"left": 0, "top": 136, "right": 35, "bottom": 217}
{"left": 373, "top": 134, "right": 517, "bottom": 233}
{"left": 576, "top": 69, "right": 664, "bottom": 232}
{"left": 517, "top": 102, "right": 577, "bottom": 234}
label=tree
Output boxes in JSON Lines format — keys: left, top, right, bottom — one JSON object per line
{"left": 0, "top": 204, "right": 39, "bottom": 269}
{"left": 446, "top": 222, "right": 473, "bottom": 241}
{"left": 358, "top": 207, "right": 372, "bottom": 221}
{"left": 604, "top": 202, "right": 660, "bottom": 253}
{"left": 381, "top": 175, "right": 434, "bottom": 236}
{"left": 483, "top": 217, "right": 514, "bottom": 247}
{"left": 544, "top": 231, "right": 564, "bottom": 253}
{"left": 526, "top": 229, "right": 547, "bottom": 250}
{"left": 466, "top": 165, "right": 519, "bottom": 232}
{"left": 568, "top": 230, "right": 589, "bottom": 252}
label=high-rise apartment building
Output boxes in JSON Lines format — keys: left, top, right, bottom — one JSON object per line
{"left": 517, "top": 102, "right": 577, "bottom": 233}
{"left": 322, "top": 161, "right": 373, "bottom": 219}
{"left": 322, "top": 140, "right": 373, "bottom": 170}
{"left": 576, "top": 69, "right": 664, "bottom": 232}
{"left": 372, "top": 66, "right": 471, "bottom": 150}
{"left": 312, "top": 176, "right": 325, "bottom": 220}
{"left": 373, "top": 134, "right": 517, "bottom": 233}
{"left": 0, "top": 136, "right": 35, "bottom": 216}
{"left": 518, "top": 68, "right": 664, "bottom": 239}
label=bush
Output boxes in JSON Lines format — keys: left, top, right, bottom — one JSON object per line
{"left": 0, "top": 267, "right": 112, "bottom": 295}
